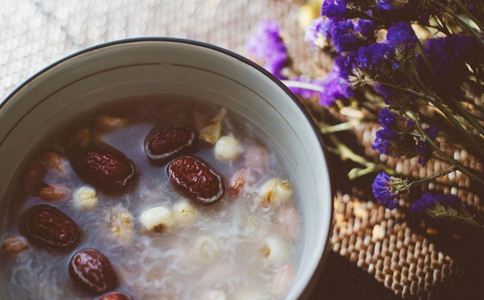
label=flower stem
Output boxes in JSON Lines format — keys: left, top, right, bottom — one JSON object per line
{"left": 281, "top": 80, "right": 325, "bottom": 93}
{"left": 452, "top": 99, "right": 484, "bottom": 138}
{"left": 453, "top": 0, "right": 484, "bottom": 29}
{"left": 406, "top": 61, "right": 484, "bottom": 142}
{"left": 427, "top": 204, "right": 484, "bottom": 231}
{"left": 348, "top": 165, "right": 380, "bottom": 180}
{"left": 409, "top": 166, "right": 456, "bottom": 188}
{"left": 324, "top": 133, "right": 395, "bottom": 178}
{"left": 377, "top": 81, "right": 484, "bottom": 152}
{"left": 320, "top": 120, "right": 359, "bottom": 134}
{"left": 327, "top": 135, "right": 369, "bottom": 166}
{"left": 407, "top": 63, "right": 484, "bottom": 143}
{"left": 407, "top": 111, "right": 484, "bottom": 186}
{"left": 429, "top": 0, "right": 484, "bottom": 46}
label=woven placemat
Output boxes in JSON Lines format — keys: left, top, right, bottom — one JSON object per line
{"left": 1, "top": 1, "right": 481, "bottom": 299}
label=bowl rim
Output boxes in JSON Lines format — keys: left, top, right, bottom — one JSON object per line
{"left": 0, "top": 37, "right": 334, "bottom": 297}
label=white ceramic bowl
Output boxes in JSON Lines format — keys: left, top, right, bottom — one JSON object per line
{"left": 0, "top": 38, "right": 332, "bottom": 299}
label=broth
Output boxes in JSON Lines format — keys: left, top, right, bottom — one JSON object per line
{"left": 0, "top": 96, "right": 302, "bottom": 300}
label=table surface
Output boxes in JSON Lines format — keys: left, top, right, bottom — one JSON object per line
{"left": 1, "top": 1, "right": 483, "bottom": 299}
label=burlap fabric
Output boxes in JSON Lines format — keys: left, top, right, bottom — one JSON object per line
{"left": 1, "top": 1, "right": 481, "bottom": 299}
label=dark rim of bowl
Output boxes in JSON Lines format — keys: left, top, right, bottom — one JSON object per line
{"left": 0, "top": 37, "right": 334, "bottom": 295}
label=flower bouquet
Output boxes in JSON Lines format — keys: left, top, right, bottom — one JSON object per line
{"left": 247, "top": 0, "right": 483, "bottom": 235}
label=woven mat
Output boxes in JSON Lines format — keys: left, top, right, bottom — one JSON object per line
{"left": 1, "top": 1, "right": 481, "bottom": 299}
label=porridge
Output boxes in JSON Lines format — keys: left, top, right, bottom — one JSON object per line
{"left": 0, "top": 97, "right": 302, "bottom": 300}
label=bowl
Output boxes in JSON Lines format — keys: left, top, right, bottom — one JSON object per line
{"left": 0, "top": 38, "right": 332, "bottom": 299}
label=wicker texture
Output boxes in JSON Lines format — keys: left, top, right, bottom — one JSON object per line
{"left": 332, "top": 193, "right": 454, "bottom": 298}
{"left": 0, "top": 0, "right": 477, "bottom": 299}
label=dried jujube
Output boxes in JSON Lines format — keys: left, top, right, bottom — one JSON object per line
{"left": 38, "top": 183, "right": 70, "bottom": 201}
{"left": 144, "top": 126, "right": 196, "bottom": 162}
{"left": 69, "top": 248, "right": 118, "bottom": 295}
{"left": 19, "top": 204, "right": 80, "bottom": 250}
{"left": 1, "top": 235, "right": 29, "bottom": 254}
{"left": 69, "top": 142, "right": 136, "bottom": 192}
{"left": 95, "top": 115, "right": 129, "bottom": 132}
{"left": 43, "top": 151, "right": 70, "bottom": 177}
{"left": 22, "top": 162, "right": 46, "bottom": 195}
{"left": 167, "top": 156, "right": 224, "bottom": 204}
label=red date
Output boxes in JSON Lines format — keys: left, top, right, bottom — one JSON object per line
{"left": 144, "top": 126, "right": 196, "bottom": 162}
{"left": 22, "top": 162, "right": 46, "bottom": 195}
{"left": 38, "top": 183, "right": 70, "bottom": 201}
{"left": 20, "top": 205, "right": 80, "bottom": 250}
{"left": 167, "top": 156, "right": 224, "bottom": 204}
{"left": 69, "top": 248, "right": 118, "bottom": 295}
{"left": 69, "top": 142, "right": 136, "bottom": 192}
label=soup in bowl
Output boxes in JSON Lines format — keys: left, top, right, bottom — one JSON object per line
{"left": 0, "top": 39, "right": 332, "bottom": 300}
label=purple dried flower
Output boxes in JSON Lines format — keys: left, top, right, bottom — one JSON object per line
{"left": 356, "top": 43, "right": 399, "bottom": 75}
{"left": 321, "top": 0, "right": 351, "bottom": 19}
{"left": 321, "top": 0, "right": 372, "bottom": 19}
{"left": 305, "top": 17, "right": 332, "bottom": 49}
{"left": 373, "top": 127, "right": 397, "bottom": 154}
{"left": 415, "top": 144, "right": 432, "bottom": 165}
{"left": 411, "top": 192, "right": 458, "bottom": 212}
{"left": 373, "top": 108, "right": 399, "bottom": 155}
{"left": 266, "top": 51, "right": 288, "bottom": 79}
{"left": 416, "top": 126, "right": 439, "bottom": 166}
{"left": 372, "top": 172, "right": 408, "bottom": 209}
{"left": 376, "top": 0, "right": 429, "bottom": 24}
{"left": 320, "top": 69, "right": 354, "bottom": 105}
{"left": 335, "top": 53, "right": 356, "bottom": 79}
{"left": 387, "top": 21, "right": 417, "bottom": 47}
{"left": 376, "top": 0, "right": 409, "bottom": 11}
{"left": 378, "top": 108, "right": 397, "bottom": 128}
{"left": 355, "top": 19, "right": 379, "bottom": 38}
{"left": 247, "top": 21, "right": 289, "bottom": 79}
{"left": 372, "top": 108, "right": 438, "bottom": 164}
{"left": 330, "top": 20, "right": 360, "bottom": 52}
{"left": 374, "top": 83, "right": 397, "bottom": 103}
{"left": 330, "top": 19, "right": 377, "bottom": 52}
{"left": 446, "top": 35, "right": 483, "bottom": 65}
{"left": 289, "top": 68, "right": 353, "bottom": 106}
{"left": 372, "top": 108, "right": 417, "bottom": 156}
{"left": 419, "top": 35, "right": 483, "bottom": 96}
